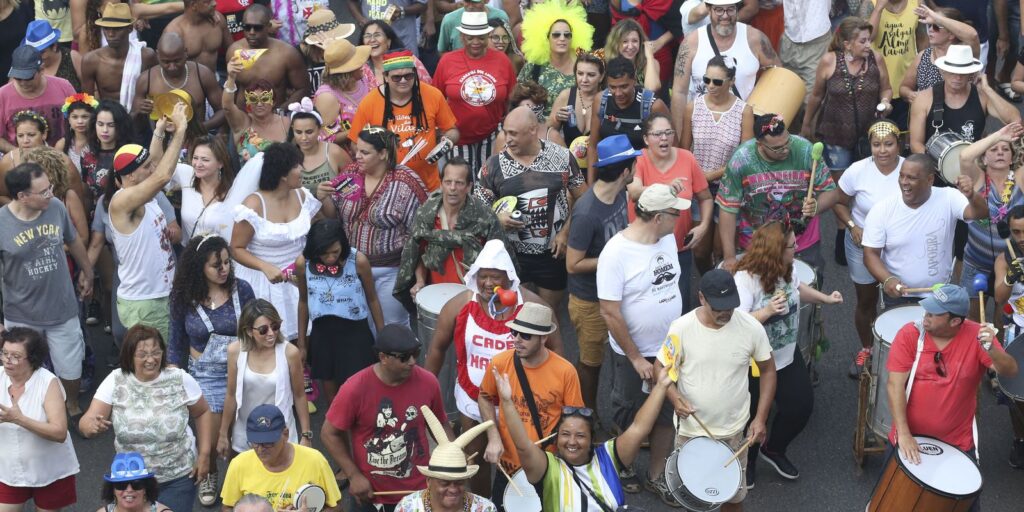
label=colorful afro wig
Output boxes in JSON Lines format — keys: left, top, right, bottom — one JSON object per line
{"left": 520, "top": 0, "right": 593, "bottom": 66}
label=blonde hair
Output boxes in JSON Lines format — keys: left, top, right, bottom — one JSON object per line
{"left": 604, "top": 19, "right": 647, "bottom": 84}
{"left": 237, "top": 299, "right": 283, "bottom": 351}
{"left": 23, "top": 146, "right": 70, "bottom": 198}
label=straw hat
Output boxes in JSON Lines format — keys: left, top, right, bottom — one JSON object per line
{"left": 95, "top": 3, "right": 135, "bottom": 28}
{"left": 935, "top": 45, "right": 983, "bottom": 75}
{"left": 505, "top": 302, "right": 557, "bottom": 336}
{"left": 304, "top": 9, "right": 355, "bottom": 47}
{"left": 417, "top": 406, "right": 493, "bottom": 480}
{"left": 324, "top": 39, "right": 371, "bottom": 75}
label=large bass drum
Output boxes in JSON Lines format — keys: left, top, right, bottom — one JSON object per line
{"left": 869, "top": 305, "right": 925, "bottom": 438}
{"left": 868, "top": 436, "right": 981, "bottom": 511}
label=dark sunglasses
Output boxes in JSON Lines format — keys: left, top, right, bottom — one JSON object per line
{"left": 252, "top": 323, "right": 281, "bottom": 336}
{"left": 242, "top": 23, "right": 264, "bottom": 32}
{"left": 112, "top": 479, "right": 146, "bottom": 491}
{"left": 389, "top": 73, "right": 416, "bottom": 82}
{"left": 385, "top": 350, "right": 419, "bottom": 362}
{"left": 509, "top": 328, "right": 535, "bottom": 340}
{"left": 550, "top": 31, "right": 572, "bottom": 39}
{"left": 934, "top": 352, "right": 947, "bottom": 378}
{"left": 702, "top": 76, "right": 726, "bottom": 86}
{"left": 562, "top": 406, "right": 595, "bottom": 418}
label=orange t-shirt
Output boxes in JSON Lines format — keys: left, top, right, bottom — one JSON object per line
{"left": 348, "top": 83, "right": 457, "bottom": 192}
{"left": 629, "top": 148, "right": 708, "bottom": 250}
{"left": 478, "top": 349, "right": 583, "bottom": 472}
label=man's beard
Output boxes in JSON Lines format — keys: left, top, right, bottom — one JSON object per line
{"left": 714, "top": 23, "right": 736, "bottom": 38}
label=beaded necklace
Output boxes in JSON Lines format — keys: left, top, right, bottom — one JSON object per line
{"left": 420, "top": 489, "right": 472, "bottom": 512}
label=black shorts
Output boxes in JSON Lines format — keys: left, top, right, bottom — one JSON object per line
{"left": 517, "top": 252, "right": 568, "bottom": 291}
{"left": 308, "top": 315, "right": 376, "bottom": 384}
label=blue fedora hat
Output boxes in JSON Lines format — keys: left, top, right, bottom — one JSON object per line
{"left": 595, "top": 134, "right": 642, "bottom": 168}
{"left": 22, "top": 20, "right": 61, "bottom": 51}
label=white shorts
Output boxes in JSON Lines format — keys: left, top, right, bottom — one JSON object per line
{"left": 5, "top": 316, "right": 85, "bottom": 380}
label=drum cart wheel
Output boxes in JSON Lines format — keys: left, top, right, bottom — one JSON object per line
{"left": 853, "top": 360, "right": 886, "bottom": 467}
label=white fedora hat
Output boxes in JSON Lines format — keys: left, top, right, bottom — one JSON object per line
{"left": 456, "top": 11, "right": 494, "bottom": 36}
{"left": 704, "top": 0, "right": 742, "bottom": 5}
{"left": 935, "top": 45, "right": 983, "bottom": 75}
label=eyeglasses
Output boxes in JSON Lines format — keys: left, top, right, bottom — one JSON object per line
{"left": 760, "top": 140, "right": 790, "bottom": 153}
{"left": 0, "top": 351, "right": 25, "bottom": 363}
{"left": 702, "top": 76, "right": 726, "bottom": 86}
{"left": 252, "top": 323, "right": 281, "bottom": 336}
{"left": 388, "top": 72, "right": 416, "bottom": 83}
{"left": 550, "top": 31, "right": 572, "bottom": 39}
{"left": 934, "top": 352, "right": 947, "bottom": 378}
{"left": 134, "top": 350, "right": 163, "bottom": 360}
{"left": 648, "top": 129, "right": 675, "bottom": 140}
{"left": 562, "top": 406, "right": 594, "bottom": 418}
{"left": 384, "top": 350, "right": 419, "bottom": 362}
{"left": 242, "top": 23, "right": 264, "bottom": 32}
{"left": 509, "top": 329, "right": 536, "bottom": 341}
{"left": 489, "top": 35, "right": 511, "bottom": 43}
{"left": 362, "top": 32, "right": 386, "bottom": 42}
{"left": 112, "top": 479, "right": 146, "bottom": 491}
{"left": 711, "top": 6, "right": 737, "bottom": 15}
{"left": 27, "top": 184, "right": 54, "bottom": 198}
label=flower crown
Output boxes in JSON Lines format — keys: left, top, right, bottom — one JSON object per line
{"left": 61, "top": 93, "right": 99, "bottom": 117}
{"left": 576, "top": 47, "right": 605, "bottom": 60}
{"left": 14, "top": 110, "right": 48, "bottom": 133}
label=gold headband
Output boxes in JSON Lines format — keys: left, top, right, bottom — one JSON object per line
{"left": 868, "top": 121, "right": 899, "bottom": 140}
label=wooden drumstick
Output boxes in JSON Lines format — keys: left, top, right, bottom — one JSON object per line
{"left": 973, "top": 274, "right": 989, "bottom": 322}
{"left": 722, "top": 437, "right": 757, "bottom": 468}
{"left": 373, "top": 490, "right": 420, "bottom": 496}
{"left": 898, "top": 284, "right": 943, "bottom": 295}
{"left": 1008, "top": 239, "right": 1018, "bottom": 260}
{"left": 498, "top": 464, "right": 522, "bottom": 496}
{"left": 690, "top": 413, "right": 717, "bottom": 441}
{"left": 534, "top": 432, "right": 557, "bottom": 445}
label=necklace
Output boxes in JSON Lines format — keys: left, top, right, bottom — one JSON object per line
{"left": 421, "top": 489, "right": 471, "bottom": 512}
{"left": 160, "top": 63, "right": 189, "bottom": 90}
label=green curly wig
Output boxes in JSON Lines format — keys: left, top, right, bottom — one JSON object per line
{"left": 520, "top": 0, "right": 593, "bottom": 65}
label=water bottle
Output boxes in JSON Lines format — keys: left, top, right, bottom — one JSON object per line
{"left": 566, "top": 105, "right": 577, "bottom": 127}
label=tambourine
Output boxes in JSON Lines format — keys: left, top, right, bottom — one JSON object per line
{"left": 294, "top": 483, "right": 327, "bottom": 512}
{"left": 425, "top": 137, "right": 454, "bottom": 164}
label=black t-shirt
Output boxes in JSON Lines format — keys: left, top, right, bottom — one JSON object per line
{"left": 566, "top": 188, "right": 629, "bottom": 300}
{"left": 0, "top": 2, "right": 34, "bottom": 86}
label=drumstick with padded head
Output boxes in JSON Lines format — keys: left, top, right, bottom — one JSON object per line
{"left": 897, "top": 283, "right": 944, "bottom": 295}
{"left": 806, "top": 142, "right": 825, "bottom": 201}
{"left": 973, "top": 273, "right": 989, "bottom": 321}
{"left": 722, "top": 437, "right": 757, "bottom": 468}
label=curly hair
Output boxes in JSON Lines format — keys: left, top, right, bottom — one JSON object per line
{"left": 170, "top": 234, "right": 236, "bottom": 315}
{"left": 1, "top": 327, "right": 48, "bottom": 371}
{"left": 735, "top": 221, "right": 793, "bottom": 294}
{"left": 23, "top": 146, "right": 70, "bottom": 199}
{"left": 510, "top": 81, "right": 549, "bottom": 109}
{"left": 604, "top": 19, "right": 648, "bottom": 84}
{"left": 520, "top": 0, "right": 593, "bottom": 65}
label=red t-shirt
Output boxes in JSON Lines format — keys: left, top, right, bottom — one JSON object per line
{"left": 886, "top": 320, "right": 1000, "bottom": 451}
{"left": 325, "top": 365, "right": 447, "bottom": 505}
{"left": 432, "top": 48, "right": 515, "bottom": 145}
{"left": 629, "top": 148, "right": 708, "bottom": 250}
{"left": 217, "top": 0, "right": 252, "bottom": 41}
{"left": 0, "top": 77, "right": 76, "bottom": 147}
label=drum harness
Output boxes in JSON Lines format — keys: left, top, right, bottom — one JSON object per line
{"left": 905, "top": 321, "right": 981, "bottom": 461}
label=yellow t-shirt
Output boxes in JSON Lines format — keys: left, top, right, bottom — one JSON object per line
{"left": 871, "top": 0, "right": 920, "bottom": 98}
{"left": 220, "top": 443, "right": 343, "bottom": 508}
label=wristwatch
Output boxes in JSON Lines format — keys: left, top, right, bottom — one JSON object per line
{"left": 301, "top": 431, "right": 314, "bottom": 440}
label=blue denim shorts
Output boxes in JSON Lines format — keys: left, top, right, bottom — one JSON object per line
{"left": 845, "top": 231, "right": 876, "bottom": 285}
{"left": 958, "top": 259, "right": 995, "bottom": 296}
{"left": 188, "top": 357, "right": 227, "bottom": 413}
{"left": 824, "top": 144, "right": 854, "bottom": 173}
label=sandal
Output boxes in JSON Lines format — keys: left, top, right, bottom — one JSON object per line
{"left": 1000, "top": 83, "right": 1022, "bottom": 103}
{"left": 619, "top": 465, "right": 641, "bottom": 494}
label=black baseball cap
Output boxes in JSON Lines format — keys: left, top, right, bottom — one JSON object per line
{"left": 700, "top": 269, "right": 740, "bottom": 310}
{"left": 8, "top": 46, "right": 42, "bottom": 80}
{"left": 373, "top": 324, "right": 421, "bottom": 354}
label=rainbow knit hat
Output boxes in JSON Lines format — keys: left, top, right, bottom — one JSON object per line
{"left": 382, "top": 49, "right": 415, "bottom": 73}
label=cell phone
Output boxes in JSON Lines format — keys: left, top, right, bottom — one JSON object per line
{"left": 684, "top": 233, "right": 694, "bottom": 246}
{"left": 333, "top": 176, "right": 353, "bottom": 193}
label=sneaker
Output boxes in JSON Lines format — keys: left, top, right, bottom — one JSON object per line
{"left": 759, "top": 447, "right": 799, "bottom": 480}
{"left": 1010, "top": 439, "right": 1024, "bottom": 469}
{"left": 643, "top": 474, "right": 682, "bottom": 508}
{"left": 618, "top": 465, "right": 641, "bottom": 494}
{"left": 848, "top": 348, "right": 872, "bottom": 379}
{"left": 86, "top": 300, "right": 100, "bottom": 325}
{"left": 198, "top": 472, "right": 218, "bottom": 506}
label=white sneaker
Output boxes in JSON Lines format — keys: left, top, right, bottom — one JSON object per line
{"left": 199, "top": 472, "right": 218, "bottom": 506}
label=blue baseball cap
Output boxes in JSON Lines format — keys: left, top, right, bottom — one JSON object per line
{"left": 104, "top": 452, "right": 155, "bottom": 483}
{"left": 919, "top": 284, "right": 970, "bottom": 317}
{"left": 246, "top": 404, "right": 286, "bottom": 444}
{"left": 595, "top": 134, "right": 642, "bottom": 168}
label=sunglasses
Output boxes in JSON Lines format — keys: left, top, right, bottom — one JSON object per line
{"left": 509, "top": 328, "right": 538, "bottom": 340}
{"left": 112, "top": 479, "right": 146, "bottom": 491}
{"left": 242, "top": 23, "right": 264, "bottom": 32}
{"left": 562, "top": 406, "right": 594, "bottom": 418}
{"left": 252, "top": 323, "right": 281, "bottom": 336}
{"left": 550, "top": 31, "right": 572, "bottom": 39}
{"left": 927, "top": 24, "right": 942, "bottom": 32}
{"left": 389, "top": 73, "right": 416, "bottom": 83}
{"left": 702, "top": 76, "right": 726, "bottom": 86}
{"left": 934, "top": 352, "right": 947, "bottom": 378}
{"left": 385, "top": 350, "right": 419, "bottom": 362}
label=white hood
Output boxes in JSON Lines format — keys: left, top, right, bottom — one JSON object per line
{"left": 463, "top": 239, "right": 520, "bottom": 295}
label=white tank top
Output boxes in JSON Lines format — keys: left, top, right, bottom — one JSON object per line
{"left": 690, "top": 23, "right": 760, "bottom": 101}
{"left": 0, "top": 369, "right": 79, "bottom": 486}
{"left": 109, "top": 195, "right": 175, "bottom": 300}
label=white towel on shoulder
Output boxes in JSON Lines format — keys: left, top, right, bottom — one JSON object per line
{"left": 118, "top": 32, "right": 146, "bottom": 109}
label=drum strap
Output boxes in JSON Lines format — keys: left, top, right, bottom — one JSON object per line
{"left": 705, "top": 25, "right": 742, "bottom": 98}
{"left": 569, "top": 467, "right": 617, "bottom": 512}
{"left": 930, "top": 84, "right": 945, "bottom": 130}
{"left": 513, "top": 354, "right": 552, "bottom": 446}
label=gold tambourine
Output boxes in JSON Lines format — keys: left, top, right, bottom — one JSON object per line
{"left": 152, "top": 89, "right": 194, "bottom": 123}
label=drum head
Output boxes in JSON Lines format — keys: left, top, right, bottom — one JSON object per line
{"left": 793, "top": 260, "right": 815, "bottom": 286}
{"left": 294, "top": 484, "right": 327, "bottom": 512}
{"left": 676, "top": 437, "right": 741, "bottom": 505}
{"left": 872, "top": 306, "right": 925, "bottom": 345}
{"left": 415, "top": 284, "right": 470, "bottom": 314}
{"left": 998, "top": 332, "right": 1024, "bottom": 400}
{"left": 503, "top": 469, "right": 541, "bottom": 511}
{"left": 939, "top": 142, "right": 967, "bottom": 185}
{"left": 898, "top": 436, "right": 982, "bottom": 497}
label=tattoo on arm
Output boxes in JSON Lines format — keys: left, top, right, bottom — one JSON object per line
{"left": 674, "top": 42, "right": 690, "bottom": 77}
{"left": 759, "top": 33, "right": 780, "bottom": 65}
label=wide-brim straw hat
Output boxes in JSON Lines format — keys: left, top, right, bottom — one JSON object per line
{"left": 95, "top": 3, "right": 135, "bottom": 28}
{"left": 417, "top": 406, "right": 493, "bottom": 480}
{"left": 304, "top": 9, "right": 355, "bottom": 47}
{"left": 324, "top": 39, "right": 371, "bottom": 75}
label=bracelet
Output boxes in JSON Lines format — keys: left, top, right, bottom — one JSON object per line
{"left": 398, "top": 5, "right": 405, "bottom": 18}
{"left": 882, "top": 275, "right": 899, "bottom": 288}
{"left": 301, "top": 430, "right": 314, "bottom": 439}
{"left": 153, "top": 133, "right": 165, "bottom": 140}
{"left": 847, "top": 220, "right": 855, "bottom": 229}
{"left": 224, "top": 84, "right": 237, "bottom": 94}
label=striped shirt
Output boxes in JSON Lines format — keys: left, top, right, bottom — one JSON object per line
{"left": 335, "top": 164, "right": 428, "bottom": 267}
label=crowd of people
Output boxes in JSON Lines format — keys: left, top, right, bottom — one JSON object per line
{"left": 3, "top": 0, "right": 1024, "bottom": 511}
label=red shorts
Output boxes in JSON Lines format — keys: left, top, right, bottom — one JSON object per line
{"left": 0, "top": 474, "right": 77, "bottom": 509}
